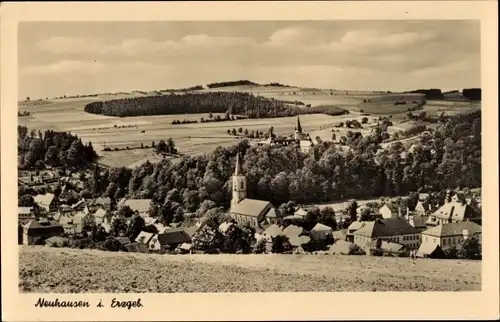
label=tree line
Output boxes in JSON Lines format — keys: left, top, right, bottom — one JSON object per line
{"left": 206, "top": 80, "right": 258, "bottom": 88}
{"left": 18, "top": 126, "right": 97, "bottom": 169}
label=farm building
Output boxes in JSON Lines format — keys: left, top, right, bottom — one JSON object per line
{"left": 353, "top": 218, "right": 421, "bottom": 253}
{"left": 22, "top": 219, "right": 64, "bottom": 245}
{"left": 416, "top": 243, "right": 446, "bottom": 259}
{"left": 229, "top": 153, "right": 278, "bottom": 229}
{"left": 420, "top": 221, "right": 482, "bottom": 251}
{"left": 156, "top": 226, "right": 198, "bottom": 250}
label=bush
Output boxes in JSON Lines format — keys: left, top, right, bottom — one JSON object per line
{"left": 32, "top": 237, "right": 45, "bottom": 246}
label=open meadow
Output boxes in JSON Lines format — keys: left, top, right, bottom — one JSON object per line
{"left": 19, "top": 246, "right": 481, "bottom": 293}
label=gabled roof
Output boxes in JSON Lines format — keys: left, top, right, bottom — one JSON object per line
{"left": 135, "top": 231, "right": 155, "bottom": 244}
{"left": 263, "top": 224, "right": 284, "bottom": 238}
{"left": 380, "top": 202, "right": 397, "bottom": 213}
{"left": 354, "top": 219, "right": 420, "bottom": 238}
{"left": 266, "top": 208, "right": 280, "bottom": 218}
{"left": 311, "top": 223, "right": 333, "bottom": 232}
{"left": 347, "top": 221, "right": 366, "bottom": 231}
{"left": 94, "top": 208, "right": 107, "bottom": 218}
{"left": 34, "top": 193, "right": 55, "bottom": 206}
{"left": 416, "top": 243, "right": 444, "bottom": 257}
{"left": 95, "top": 197, "right": 111, "bottom": 205}
{"left": 231, "top": 198, "right": 272, "bottom": 218}
{"left": 23, "top": 219, "right": 62, "bottom": 230}
{"left": 71, "top": 199, "right": 86, "bottom": 209}
{"left": 409, "top": 215, "right": 428, "bottom": 228}
{"left": 288, "top": 235, "right": 311, "bottom": 247}
{"left": 332, "top": 230, "right": 347, "bottom": 241}
{"left": 283, "top": 224, "right": 308, "bottom": 239}
{"left": 371, "top": 240, "right": 405, "bottom": 252}
{"left": 123, "top": 199, "right": 152, "bottom": 212}
{"left": 422, "top": 221, "right": 482, "bottom": 237}
{"left": 158, "top": 228, "right": 192, "bottom": 246}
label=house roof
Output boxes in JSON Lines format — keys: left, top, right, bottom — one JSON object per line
{"left": 266, "top": 208, "right": 280, "bottom": 218}
{"left": 409, "top": 215, "right": 428, "bottom": 228}
{"left": 123, "top": 199, "right": 152, "bottom": 212}
{"left": 95, "top": 197, "right": 111, "bottom": 205}
{"left": 231, "top": 198, "right": 272, "bottom": 218}
{"left": 158, "top": 229, "right": 192, "bottom": 246}
{"left": 71, "top": 199, "right": 86, "bottom": 209}
{"left": 135, "top": 231, "right": 155, "bottom": 244}
{"left": 23, "top": 219, "right": 62, "bottom": 230}
{"left": 380, "top": 202, "right": 397, "bottom": 213}
{"left": 347, "top": 221, "right": 366, "bottom": 231}
{"left": 311, "top": 223, "right": 333, "bottom": 232}
{"left": 18, "top": 207, "right": 33, "bottom": 214}
{"left": 422, "top": 221, "right": 482, "bottom": 237}
{"left": 354, "top": 219, "right": 420, "bottom": 238}
{"left": 263, "top": 224, "right": 284, "bottom": 238}
{"left": 371, "top": 240, "right": 405, "bottom": 252}
{"left": 34, "top": 193, "right": 55, "bottom": 206}
{"left": 431, "top": 201, "right": 480, "bottom": 221}
{"left": 332, "top": 230, "right": 347, "bottom": 241}
{"left": 94, "top": 208, "right": 107, "bottom": 218}
{"left": 416, "top": 243, "right": 443, "bottom": 257}
{"left": 294, "top": 208, "right": 309, "bottom": 217}
{"left": 283, "top": 224, "right": 308, "bottom": 239}
{"left": 283, "top": 215, "right": 305, "bottom": 221}
{"left": 288, "top": 235, "right": 311, "bottom": 247}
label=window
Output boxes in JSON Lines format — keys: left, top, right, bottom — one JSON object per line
{"left": 240, "top": 181, "right": 244, "bottom": 190}
{"left": 443, "top": 239, "right": 446, "bottom": 245}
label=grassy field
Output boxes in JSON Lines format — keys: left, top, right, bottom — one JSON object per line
{"left": 19, "top": 246, "right": 481, "bottom": 293}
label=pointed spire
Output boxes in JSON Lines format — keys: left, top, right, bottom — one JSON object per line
{"left": 235, "top": 152, "right": 242, "bottom": 176}
{"left": 296, "top": 115, "right": 302, "bottom": 132}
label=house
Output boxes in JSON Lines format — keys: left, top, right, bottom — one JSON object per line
{"left": 426, "top": 195, "right": 481, "bottom": 226}
{"left": 310, "top": 223, "right": 333, "bottom": 242}
{"left": 58, "top": 204, "right": 73, "bottom": 216}
{"left": 416, "top": 243, "right": 446, "bottom": 259}
{"left": 157, "top": 226, "right": 198, "bottom": 250}
{"left": 414, "top": 200, "right": 432, "bottom": 215}
{"left": 369, "top": 240, "right": 407, "bottom": 257}
{"left": 283, "top": 224, "right": 311, "bottom": 249}
{"left": 135, "top": 231, "right": 155, "bottom": 244}
{"left": 120, "top": 199, "right": 151, "bottom": 216}
{"left": 346, "top": 221, "right": 368, "bottom": 242}
{"left": 18, "top": 207, "right": 35, "bottom": 224}
{"left": 33, "top": 193, "right": 59, "bottom": 212}
{"left": 22, "top": 219, "right": 64, "bottom": 245}
{"left": 420, "top": 221, "right": 482, "bottom": 251}
{"left": 379, "top": 202, "right": 401, "bottom": 220}
{"left": 407, "top": 214, "right": 428, "bottom": 231}
{"left": 229, "top": 153, "right": 277, "bottom": 229}
{"left": 94, "top": 197, "right": 112, "bottom": 210}
{"left": 265, "top": 208, "right": 281, "bottom": 225}
{"left": 353, "top": 218, "right": 421, "bottom": 253}
{"left": 93, "top": 208, "right": 109, "bottom": 225}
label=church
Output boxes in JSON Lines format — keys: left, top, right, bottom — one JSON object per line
{"left": 229, "top": 153, "right": 280, "bottom": 230}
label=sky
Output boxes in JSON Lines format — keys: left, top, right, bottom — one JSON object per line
{"left": 19, "top": 20, "right": 481, "bottom": 99}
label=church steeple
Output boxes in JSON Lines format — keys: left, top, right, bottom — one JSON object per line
{"left": 235, "top": 152, "right": 242, "bottom": 176}
{"left": 231, "top": 152, "right": 246, "bottom": 208}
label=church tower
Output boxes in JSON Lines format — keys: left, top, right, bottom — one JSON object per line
{"left": 231, "top": 153, "right": 247, "bottom": 208}
{"left": 294, "top": 115, "right": 306, "bottom": 141}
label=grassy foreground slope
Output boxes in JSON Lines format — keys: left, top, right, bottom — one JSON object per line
{"left": 19, "top": 246, "right": 480, "bottom": 293}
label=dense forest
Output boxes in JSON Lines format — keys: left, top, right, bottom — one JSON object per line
{"left": 405, "top": 89, "right": 444, "bottom": 100}
{"left": 462, "top": 88, "right": 481, "bottom": 101}
{"left": 17, "top": 126, "right": 97, "bottom": 169}
{"left": 206, "top": 80, "right": 258, "bottom": 88}
{"left": 41, "top": 110, "right": 480, "bottom": 227}
{"left": 84, "top": 92, "right": 307, "bottom": 118}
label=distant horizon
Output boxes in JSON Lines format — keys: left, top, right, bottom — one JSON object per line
{"left": 21, "top": 80, "right": 481, "bottom": 102}
{"left": 19, "top": 21, "right": 481, "bottom": 99}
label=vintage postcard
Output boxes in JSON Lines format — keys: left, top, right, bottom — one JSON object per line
{"left": 1, "top": 1, "right": 498, "bottom": 321}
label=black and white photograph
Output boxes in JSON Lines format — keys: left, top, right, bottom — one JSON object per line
{"left": 1, "top": 1, "right": 498, "bottom": 321}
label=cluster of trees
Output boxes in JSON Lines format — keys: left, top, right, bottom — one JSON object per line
{"left": 84, "top": 92, "right": 300, "bottom": 118}
{"left": 206, "top": 80, "right": 258, "bottom": 88}
{"left": 405, "top": 89, "right": 445, "bottom": 100}
{"left": 18, "top": 111, "right": 31, "bottom": 116}
{"left": 297, "top": 105, "right": 347, "bottom": 116}
{"left": 444, "top": 235, "right": 482, "bottom": 260}
{"left": 227, "top": 127, "right": 270, "bottom": 139}
{"left": 18, "top": 126, "right": 97, "bottom": 169}
{"left": 162, "top": 85, "right": 204, "bottom": 92}
{"left": 171, "top": 112, "right": 247, "bottom": 125}
{"left": 171, "top": 119, "right": 198, "bottom": 125}
{"left": 462, "top": 88, "right": 481, "bottom": 101}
